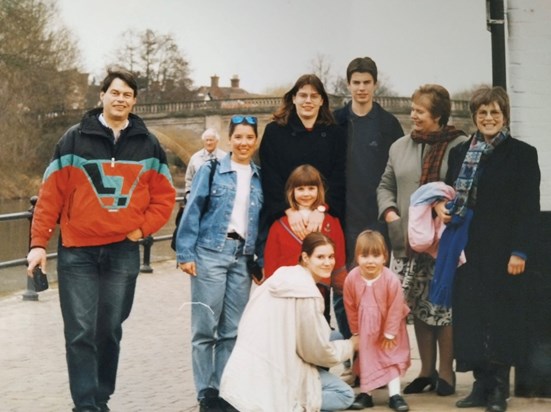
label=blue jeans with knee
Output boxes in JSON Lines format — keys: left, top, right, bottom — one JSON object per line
{"left": 190, "top": 239, "right": 251, "bottom": 399}
{"left": 57, "top": 239, "right": 140, "bottom": 410}
{"left": 319, "top": 368, "right": 355, "bottom": 411}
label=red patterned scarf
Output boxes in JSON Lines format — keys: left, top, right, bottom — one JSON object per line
{"left": 411, "top": 125, "right": 465, "bottom": 185}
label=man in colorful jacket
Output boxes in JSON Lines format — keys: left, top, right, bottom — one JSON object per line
{"left": 27, "top": 68, "right": 175, "bottom": 412}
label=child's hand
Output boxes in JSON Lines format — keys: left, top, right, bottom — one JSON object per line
{"left": 381, "top": 337, "right": 397, "bottom": 350}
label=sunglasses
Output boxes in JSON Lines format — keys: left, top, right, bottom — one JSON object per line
{"left": 231, "top": 115, "right": 257, "bottom": 125}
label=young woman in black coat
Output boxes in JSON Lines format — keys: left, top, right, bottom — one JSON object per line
{"left": 443, "top": 86, "right": 540, "bottom": 412}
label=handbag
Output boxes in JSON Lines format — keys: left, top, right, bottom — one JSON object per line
{"left": 171, "top": 159, "right": 218, "bottom": 251}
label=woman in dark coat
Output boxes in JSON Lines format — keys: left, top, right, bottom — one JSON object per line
{"left": 259, "top": 74, "right": 346, "bottom": 237}
{"left": 444, "top": 86, "right": 540, "bottom": 412}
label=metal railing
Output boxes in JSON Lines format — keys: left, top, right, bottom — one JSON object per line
{"left": 0, "top": 196, "right": 183, "bottom": 301}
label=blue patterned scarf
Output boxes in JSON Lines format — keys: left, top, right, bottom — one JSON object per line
{"left": 447, "top": 127, "right": 510, "bottom": 217}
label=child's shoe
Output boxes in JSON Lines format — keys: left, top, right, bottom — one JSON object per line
{"left": 348, "top": 392, "right": 374, "bottom": 410}
{"left": 388, "top": 394, "right": 409, "bottom": 412}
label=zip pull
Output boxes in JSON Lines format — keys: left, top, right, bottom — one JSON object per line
{"left": 111, "top": 157, "right": 115, "bottom": 168}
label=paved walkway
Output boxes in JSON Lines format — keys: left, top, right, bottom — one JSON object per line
{"left": 1, "top": 260, "right": 550, "bottom": 411}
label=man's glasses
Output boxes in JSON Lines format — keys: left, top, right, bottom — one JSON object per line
{"left": 231, "top": 115, "right": 257, "bottom": 125}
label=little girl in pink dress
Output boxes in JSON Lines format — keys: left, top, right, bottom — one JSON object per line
{"left": 344, "top": 230, "right": 411, "bottom": 411}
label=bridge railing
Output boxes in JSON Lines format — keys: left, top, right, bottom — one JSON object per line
{"left": 0, "top": 196, "right": 183, "bottom": 301}
{"left": 38, "top": 96, "right": 470, "bottom": 121}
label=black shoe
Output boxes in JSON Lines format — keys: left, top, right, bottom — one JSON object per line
{"left": 485, "top": 387, "right": 507, "bottom": 412}
{"left": 388, "top": 395, "right": 409, "bottom": 412}
{"left": 97, "top": 403, "right": 110, "bottom": 412}
{"left": 199, "top": 388, "right": 221, "bottom": 412}
{"left": 218, "top": 397, "right": 239, "bottom": 412}
{"left": 403, "top": 371, "right": 438, "bottom": 394}
{"left": 456, "top": 381, "right": 488, "bottom": 408}
{"left": 348, "top": 392, "right": 374, "bottom": 409}
{"left": 436, "top": 373, "right": 456, "bottom": 396}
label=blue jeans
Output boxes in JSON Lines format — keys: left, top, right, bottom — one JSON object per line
{"left": 319, "top": 368, "right": 355, "bottom": 411}
{"left": 57, "top": 239, "right": 140, "bottom": 410}
{"left": 190, "top": 239, "right": 251, "bottom": 399}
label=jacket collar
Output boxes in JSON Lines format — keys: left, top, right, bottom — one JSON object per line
{"left": 80, "top": 108, "right": 149, "bottom": 138}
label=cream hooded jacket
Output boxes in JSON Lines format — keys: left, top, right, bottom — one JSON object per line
{"left": 220, "top": 265, "right": 354, "bottom": 412}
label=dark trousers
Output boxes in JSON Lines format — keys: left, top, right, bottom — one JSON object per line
{"left": 58, "top": 239, "right": 140, "bottom": 410}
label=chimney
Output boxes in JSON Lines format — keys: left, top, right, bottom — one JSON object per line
{"left": 210, "top": 75, "right": 219, "bottom": 88}
{"left": 230, "top": 75, "right": 240, "bottom": 89}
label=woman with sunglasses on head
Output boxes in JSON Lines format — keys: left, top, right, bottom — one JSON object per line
{"left": 445, "top": 87, "right": 540, "bottom": 412}
{"left": 175, "top": 115, "right": 263, "bottom": 412}
{"left": 259, "top": 74, "right": 346, "bottom": 240}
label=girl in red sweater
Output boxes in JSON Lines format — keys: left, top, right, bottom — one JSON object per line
{"left": 264, "top": 164, "right": 346, "bottom": 323}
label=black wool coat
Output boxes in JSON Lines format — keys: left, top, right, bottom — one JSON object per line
{"left": 446, "top": 135, "right": 540, "bottom": 370}
{"left": 258, "top": 112, "right": 346, "bottom": 227}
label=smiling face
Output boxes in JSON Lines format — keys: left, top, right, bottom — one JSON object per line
{"left": 410, "top": 94, "right": 440, "bottom": 134}
{"left": 475, "top": 101, "right": 505, "bottom": 141}
{"left": 292, "top": 84, "right": 323, "bottom": 123}
{"left": 100, "top": 77, "right": 137, "bottom": 123}
{"left": 229, "top": 124, "right": 257, "bottom": 165}
{"left": 301, "top": 243, "right": 335, "bottom": 280}
{"left": 293, "top": 185, "right": 319, "bottom": 210}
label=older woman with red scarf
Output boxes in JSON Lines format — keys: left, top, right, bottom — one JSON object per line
{"left": 377, "top": 84, "right": 467, "bottom": 397}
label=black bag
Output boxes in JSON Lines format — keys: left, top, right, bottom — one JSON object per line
{"left": 32, "top": 266, "right": 49, "bottom": 292}
{"left": 171, "top": 159, "right": 218, "bottom": 251}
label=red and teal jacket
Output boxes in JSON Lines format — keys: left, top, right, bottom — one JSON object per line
{"left": 31, "top": 108, "right": 176, "bottom": 248}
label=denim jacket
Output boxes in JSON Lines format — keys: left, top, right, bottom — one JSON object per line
{"left": 176, "top": 153, "right": 263, "bottom": 264}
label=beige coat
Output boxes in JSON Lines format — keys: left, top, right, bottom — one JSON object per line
{"left": 377, "top": 133, "right": 468, "bottom": 258}
{"left": 220, "top": 265, "right": 354, "bottom": 412}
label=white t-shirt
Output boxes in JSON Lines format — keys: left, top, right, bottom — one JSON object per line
{"left": 227, "top": 160, "right": 252, "bottom": 238}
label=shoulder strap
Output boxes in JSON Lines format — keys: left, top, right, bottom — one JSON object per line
{"left": 201, "top": 158, "right": 219, "bottom": 216}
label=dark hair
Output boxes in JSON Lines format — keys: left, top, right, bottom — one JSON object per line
{"left": 100, "top": 67, "right": 138, "bottom": 97}
{"left": 272, "top": 74, "right": 334, "bottom": 126}
{"left": 299, "top": 232, "right": 335, "bottom": 263}
{"left": 285, "top": 164, "right": 326, "bottom": 210}
{"left": 228, "top": 116, "right": 258, "bottom": 138}
{"left": 346, "top": 57, "right": 378, "bottom": 83}
{"left": 354, "top": 230, "right": 389, "bottom": 264}
{"left": 469, "top": 86, "right": 510, "bottom": 126}
{"left": 411, "top": 84, "right": 451, "bottom": 127}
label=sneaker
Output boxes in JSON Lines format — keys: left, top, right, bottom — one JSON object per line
{"left": 388, "top": 394, "right": 409, "bottom": 412}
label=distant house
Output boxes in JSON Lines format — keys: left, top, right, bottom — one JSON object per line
{"left": 195, "top": 75, "right": 259, "bottom": 101}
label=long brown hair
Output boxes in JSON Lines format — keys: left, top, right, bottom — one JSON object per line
{"left": 272, "top": 74, "right": 334, "bottom": 126}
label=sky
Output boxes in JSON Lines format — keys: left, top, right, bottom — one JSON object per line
{"left": 55, "top": 0, "right": 492, "bottom": 97}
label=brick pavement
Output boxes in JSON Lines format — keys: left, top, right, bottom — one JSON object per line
{"left": 1, "top": 259, "right": 550, "bottom": 411}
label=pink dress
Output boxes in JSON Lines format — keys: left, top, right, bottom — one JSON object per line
{"left": 344, "top": 266, "right": 411, "bottom": 392}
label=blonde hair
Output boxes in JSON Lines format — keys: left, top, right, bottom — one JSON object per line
{"left": 355, "top": 230, "right": 389, "bottom": 264}
{"left": 284, "top": 164, "right": 326, "bottom": 210}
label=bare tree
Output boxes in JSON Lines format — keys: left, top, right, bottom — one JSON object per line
{"left": 0, "top": 0, "right": 81, "bottom": 194}
{"left": 309, "top": 53, "right": 333, "bottom": 88}
{"left": 110, "top": 29, "right": 193, "bottom": 103}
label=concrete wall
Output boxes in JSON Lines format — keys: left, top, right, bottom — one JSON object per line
{"left": 507, "top": 0, "right": 551, "bottom": 210}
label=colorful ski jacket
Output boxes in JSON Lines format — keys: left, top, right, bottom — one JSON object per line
{"left": 31, "top": 108, "right": 175, "bottom": 248}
